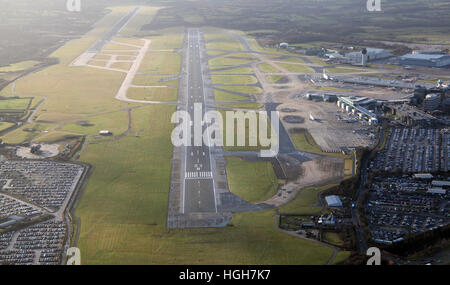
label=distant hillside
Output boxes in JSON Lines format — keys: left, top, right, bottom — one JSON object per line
{"left": 143, "top": 0, "right": 450, "bottom": 47}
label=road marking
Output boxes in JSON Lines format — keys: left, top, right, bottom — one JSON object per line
{"left": 185, "top": 171, "right": 212, "bottom": 179}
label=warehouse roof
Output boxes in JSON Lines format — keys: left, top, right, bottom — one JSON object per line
{"left": 400, "top": 53, "right": 450, "bottom": 61}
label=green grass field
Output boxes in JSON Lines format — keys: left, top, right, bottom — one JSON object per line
{"left": 211, "top": 75, "right": 258, "bottom": 85}
{"left": 276, "top": 57, "right": 306, "bottom": 64}
{"left": 290, "top": 130, "right": 349, "bottom": 159}
{"left": 133, "top": 75, "right": 179, "bottom": 86}
{"left": 218, "top": 86, "right": 263, "bottom": 95}
{"left": 206, "top": 40, "right": 245, "bottom": 51}
{"left": 266, "top": 75, "right": 284, "bottom": 83}
{"left": 218, "top": 109, "right": 274, "bottom": 151}
{"left": 217, "top": 102, "right": 264, "bottom": 110}
{"left": 214, "top": 90, "right": 248, "bottom": 101}
{"left": 331, "top": 251, "right": 351, "bottom": 265}
{"left": 323, "top": 232, "right": 344, "bottom": 247}
{"left": 324, "top": 67, "right": 365, "bottom": 73}
{"left": 0, "top": 122, "right": 15, "bottom": 132}
{"left": 0, "top": 5, "right": 338, "bottom": 265}
{"left": 0, "top": 60, "right": 40, "bottom": 72}
{"left": 146, "top": 27, "right": 184, "bottom": 50}
{"left": 139, "top": 51, "right": 181, "bottom": 74}
{"left": 257, "top": 63, "right": 281, "bottom": 73}
{"left": 36, "top": 130, "right": 82, "bottom": 143}
{"left": 280, "top": 184, "right": 337, "bottom": 215}
{"left": 225, "top": 157, "right": 278, "bottom": 203}
{"left": 61, "top": 110, "right": 130, "bottom": 138}
{"left": 0, "top": 98, "right": 31, "bottom": 110}
{"left": 277, "top": 63, "right": 314, "bottom": 73}
{"left": 127, "top": 87, "right": 178, "bottom": 102}
{"left": 209, "top": 56, "right": 255, "bottom": 68}
{"left": 211, "top": 67, "right": 254, "bottom": 74}
{"left": 111, "top": 61, "right": 133, "bottom": 71}
{"left": 75, "top": 104, "right": 333, "bottom": 265}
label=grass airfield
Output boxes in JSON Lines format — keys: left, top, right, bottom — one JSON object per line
{"left": 0, "top": 6, "right": 345, "bottom": 265}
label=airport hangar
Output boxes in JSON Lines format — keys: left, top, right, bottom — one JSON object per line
{"left": 399, "top": 53, "right": 450, "bottom": 68}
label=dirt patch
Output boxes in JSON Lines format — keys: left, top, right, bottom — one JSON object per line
{"left": 16, "top": 143, "right": 59, "bottom": 159}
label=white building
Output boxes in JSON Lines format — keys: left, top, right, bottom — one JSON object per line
{"left": 279, "top": 42, "right": 289, "bottom": 49}
{"left": 99, "top": 130, "right": 112, "bottom": 136}
{"left": 432, "top": 180, "right": 450, "bottom": 187}
{"left": 345, "top": 48, "right": 392, "bottom": 64}
{"left": 427, "top": 188, "right": 446, "bottom": 195}
{"left": 423, "top": 94, "right": 441, "bottom": 111}
{"left": 325, "top": 195, "right": 343, "bottom": 207}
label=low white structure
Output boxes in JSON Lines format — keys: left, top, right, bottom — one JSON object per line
{"left": 427, "top": 188, "right": 446, "bottom": 195}
{"left": 413, "top": 173, "right": 433, "bottom": 179}
{"left": 325, "top": 52, "right": 342, "bottom": 59}
{"left": 432, "top": 180, "right": 450, "bottom": 187}
{"left": 99, "top": 130, "right": 112, "bottom": 136}
{"left": 325, "top": 195, "right": 343, "bottom": 207}
{"left": 279, "top": 42, "right": 289, "bottom": 49}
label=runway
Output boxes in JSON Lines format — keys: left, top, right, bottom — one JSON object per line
{"left": 182, "top": 29, "right": 217, "bottom": 214}
{"left": 87, "top": 7, "right": 140, "bottom": 53}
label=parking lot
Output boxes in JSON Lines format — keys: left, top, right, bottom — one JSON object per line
{"left": 371, "top": 128, "right": 448, "bottom": 172}
{"left": 0, "top": 160, "right": 85, "bottom": 265}
{"left": 366, "top": 174, "right": 449, "bottom": 245}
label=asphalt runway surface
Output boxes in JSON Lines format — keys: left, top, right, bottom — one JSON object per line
{"left": 183, "top": 29, "right": 217, "bottom": 213}
{"left": 87, "top": 7, "right": 140, "bottom": 53}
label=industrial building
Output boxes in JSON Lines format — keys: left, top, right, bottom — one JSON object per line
{"left": 382, "top": 103, "right": 438, "bottom": 127}
{"left": 344, "top": 48, "right": 392, "bottom": 64}
{"left": 399, "top": 53, "right": 450, "bottom": 68}
{"left": 337, "top": 96, "right": 378, "bottom": 124}
{"left": 423, "top": 94, "right": 441, "bottom": 111}
{"left": 412, "top": 84, "right": 449, "bottom": 111}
